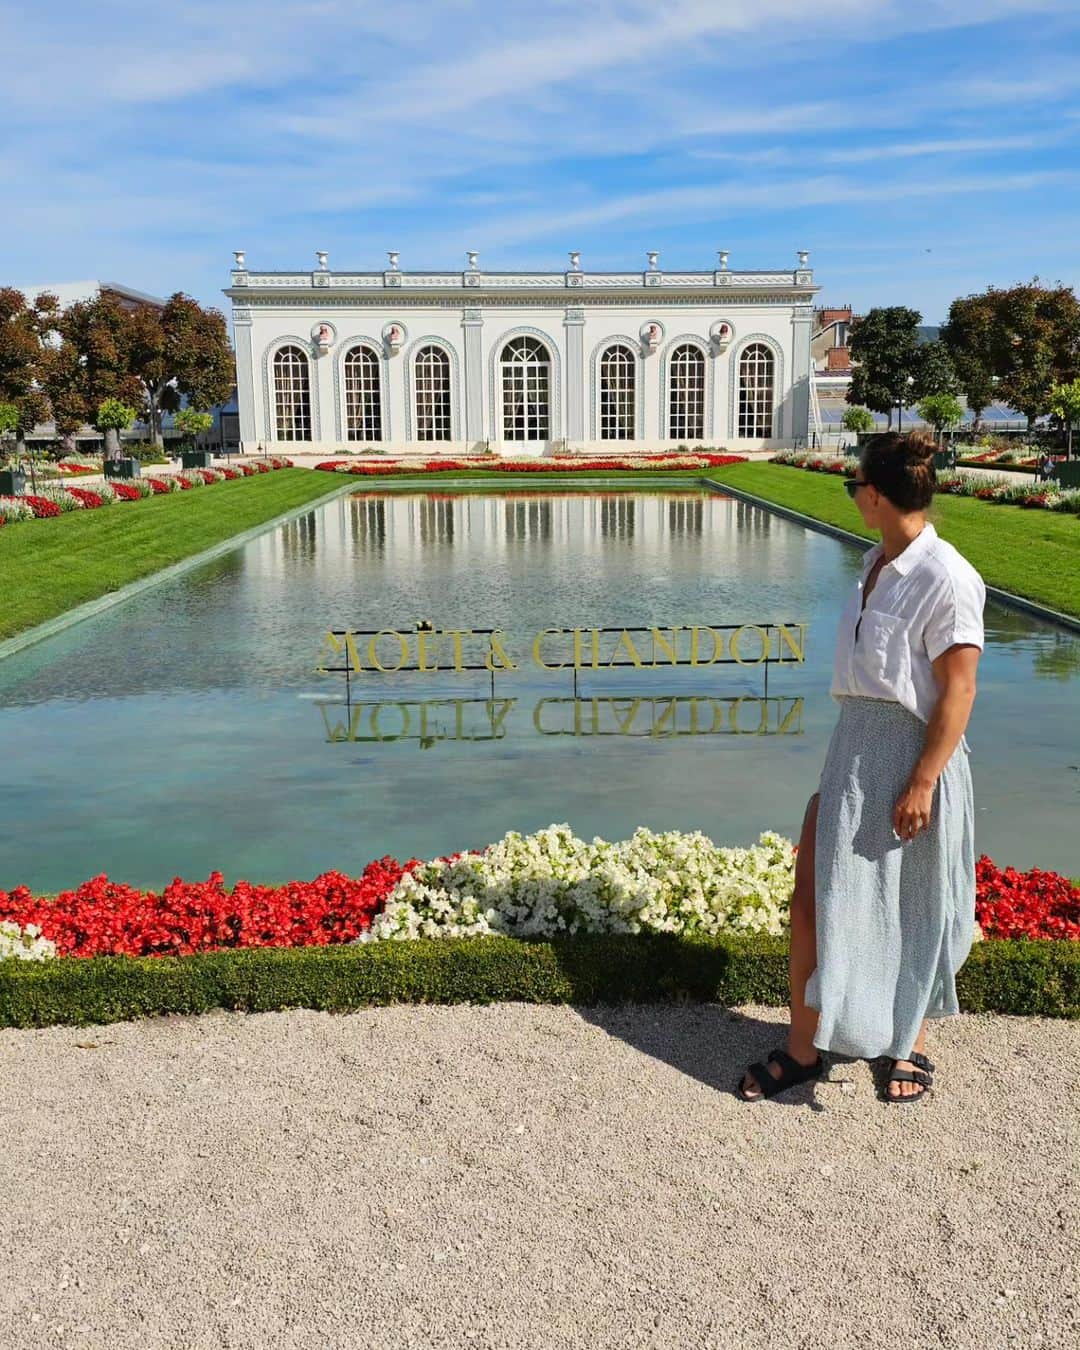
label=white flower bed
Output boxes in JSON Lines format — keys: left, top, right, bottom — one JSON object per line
{"left": 0, "top": 920, "right": 56, "bottom": 962}
{"left": 0, "top": 496, "right": 36, "bottom": 523}
{"left": 356, "top": 824, "right": 796, "bottom": 943}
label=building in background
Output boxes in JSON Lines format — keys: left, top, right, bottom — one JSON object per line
{"left": 225, "top": 250, "right": 820, "bottom": 455}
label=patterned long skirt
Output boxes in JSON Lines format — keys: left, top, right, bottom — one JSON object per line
{"left": 803, "top": 694, "right": 977, "bottom": 1061}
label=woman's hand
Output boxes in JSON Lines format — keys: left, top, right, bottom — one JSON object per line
{"left": 893, "top": 777, "right": 936, "bottom": 842}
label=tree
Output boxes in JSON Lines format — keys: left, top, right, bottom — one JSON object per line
{"left": 911, "top": 341, "right": 959, "bottom": 401}
{"left": 0, "top": 287, "right": 58, "bottom": 455}
{"left": 992, "top": 282, "right": 1080, "bottom": 431}
{"left": 942, "top": 281, "right": 1080, "bottom": 435}
{"left": 917, "top": 393, "right": 963, "bottom": 441}
{"left": 940, "top": 294, "right": 996, "bottom": 431}
{"left": 1049, "top": 377, "right": 1080, "bottom": 458}
{"left": 847, "top": 307, "right": 922, "bottom": 429}
{"left": 174, "top": 407, "right": 214, "bottom": 447}
{"left": 842, "top": 406, "right": 875, "bottom": 434}
{"left": 125, "top": 294, "right": 235, "bottom": 446}
{"left": 41, "top": 293, "right": 144, "bottom": 453}
{"left": 97, "top": 398, "right": 137, "bottom": 459}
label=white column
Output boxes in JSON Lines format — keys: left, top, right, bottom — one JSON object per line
{"left": 232, "top": 309, "right": 258, "bottom": 450}
{"left": 314, "top": 346, "right": 336, "bottom": 448}
{"left": 462, "top": 307, "right": 484, "bottom": 444}
{"left": 790, "top": 307, "right": 813, "bottom": 445}
{"left": 563, "top": 307, "right": 585, "bottom": 447}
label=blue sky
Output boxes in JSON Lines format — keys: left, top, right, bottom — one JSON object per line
{"left": 4, "top": 0, "right": 1080, "bottom": 323}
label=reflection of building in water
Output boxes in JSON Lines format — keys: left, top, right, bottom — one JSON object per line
{"left": 350, "top": 495, "right": 386, "bottom": 555}
{"left": 504, "top": 498, "right": 554, "bottom": 542}
{"left": 247, "top": 488, "right": 799, "bottom": 579}
{"left": 600, "top": 496, "right": 635, "bottom": 540}
{"left": 279, "top": 511, "right": 317, "bottom": 561}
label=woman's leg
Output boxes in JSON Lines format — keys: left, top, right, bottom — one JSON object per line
{"left": 888, "top": 1022, "right": 931, "bottom": 1099}
{"left": 740, "top": 793, "right": 822, "bottom": 1098}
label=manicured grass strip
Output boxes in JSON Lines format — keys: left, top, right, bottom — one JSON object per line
{"left": 0, "top": 471, "right": 348, "bottom": 640}
{"left": 702, "top": 462, "right": 1080, "bottom": 621}
{"left": 1, "top": 932, "right": 1074, "bottom": 1029}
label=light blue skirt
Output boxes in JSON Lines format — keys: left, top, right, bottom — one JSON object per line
{"left": 804, "top": 695, "right": 977, "bottom": 1061}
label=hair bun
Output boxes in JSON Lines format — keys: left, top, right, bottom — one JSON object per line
{"left": 905, "top": 431, "right": 937, "bottom": 462}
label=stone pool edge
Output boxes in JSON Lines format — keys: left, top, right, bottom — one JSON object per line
{"left": 700, "top": 477, "right": 1080, "bottom": 636}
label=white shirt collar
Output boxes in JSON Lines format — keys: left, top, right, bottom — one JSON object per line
{"left": 862, "top": 521, "right": 937, "bottom": 579}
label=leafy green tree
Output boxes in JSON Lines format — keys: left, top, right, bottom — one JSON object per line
{"left": 174, "top": 407, "right": 214, "bottom": 444}
{"left": 940, "top": 294, "right": 996, "bottom": 431}
{"left": 942, "top": 282, "right": 1080, "bottom": 434}
{"left": 847, "top": 307, "right": 922, "bottom": 428}
{"left": 42, "top": 293, "right": 144, "bottom": 452}
{"left": 1049, "top": 377, "right": 1080, "bottom": 458}
{"left": 911, "top": 341, "right": 959, "bottom": 400}
{"left": 126, "top": 294, "right": 235, "bottom": 446}
{"left": 841, "top": 406, "right": 875, "bottom": 434}
{"left": 0, "top": 288, "right": 59, "bottom": 455}
{"left": 918, "top": 393, "right": 964, "bottom": 440}
{"left": 97, "top": 398, "right": 137, "bottom": 459}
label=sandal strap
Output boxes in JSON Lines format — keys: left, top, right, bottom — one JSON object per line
{"left": 744, "top": 1061, "right": 777, "bottom": 1098}
{"left": 909, "top": 1052, "right": 935, "bottom": 1074}
{"left": 888, "top": 1067, "right": 931, "bottom": 1086}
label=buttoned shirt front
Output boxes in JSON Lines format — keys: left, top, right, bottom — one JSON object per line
{"left": 828, "top": 521, "right": 986, "bottom": 751}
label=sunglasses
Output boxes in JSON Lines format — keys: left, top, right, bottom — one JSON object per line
{"left": 843, "top": 477, "right": 869, "bottom": 499}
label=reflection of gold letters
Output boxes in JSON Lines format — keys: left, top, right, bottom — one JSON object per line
{"left": 689, "top": 626, "right": 722, "bottom": 666}
{"left": 370, "top": 703, "right": 410, "bottom": 739}
{"left": 612, "top": 698, "right": 641, "bottom": 733}
{"left": 484, "top": 631, "right": 518, "bottom": 672}
{"left": 441, "top": 630, "right": 471, "bottom": 672}
{"left": 532, "top": 628, "right": 566, "bottom": 671}
{"left": 730, "top": 696, "right": 768, "bottom": 734}
{"left": 654, "top": 698, "right": 678, "bottom": 735}
{"left": 776, "top": 697, "right": 804, "bottom": 734}
{"left": 776, "top": 623, "right": 806, "bottom": 664}
{"left": 731, "top": 624, "right": 769, "bottom": 666}
{"left": 650, "top": 627, "right": 681, "bottom": 667}
{"left": 591, "top": 628, "right": 601, "bottom": 669}
{"left": 609, "top": 630, "right": 644, "bottom": 669}
{"left": 368, "top": 630, "right": 409, "bottom": 672}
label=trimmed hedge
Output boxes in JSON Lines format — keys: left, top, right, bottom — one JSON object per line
{"left": 1, "top": 931, "right": 1076, "bottom": 1029}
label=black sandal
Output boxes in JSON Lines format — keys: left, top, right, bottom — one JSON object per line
{"left": 737, "top": 1046, "right": 825, "bottom": 1101}
{"left": 884, "top": 1051, "right": 935, "bottom": 1104}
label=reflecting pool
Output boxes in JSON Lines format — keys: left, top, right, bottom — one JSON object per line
{"left": 1, "top": 488, "right": 1077, "bottom": 891}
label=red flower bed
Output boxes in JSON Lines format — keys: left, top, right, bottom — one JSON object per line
{"left": 55, "top": 463, "right": 97, "bottom": 476}
{"left": 22, "top": 494, "right": 61, "bottom": 518}
{"left": 111, "top": 483, "right": 142, "bottom": 501}
{"left": 66, "top": 486, "right": 104, "bottom": 508}
{"left": 975, "top": 856, "right": 1080, "bottom": 940}
{"left": 147, "top": 478, "right": 171, "bottom": 494}
{"left": 315, "top": 453, "right": 745, "bottom": 475}
{"left": 0, "top": 857, "right": 421, "bottom": 959}
{"left": 220, "top": 467, "right": 239, "bottom": 480}
{"left": 176, "top": 476, "right": 193, "bottom": 489}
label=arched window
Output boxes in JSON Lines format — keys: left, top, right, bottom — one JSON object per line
{"left": 414, "top": 345, "right": 452, "bottom": 441}
{"left": 501, "top": 336, "right": 550, "bottom": 441}
{"left": 600, "top": 344, "right": 636, "bottom": 440}
{"left": 738, "top": 343, "right": 775, "bottom": 438}
{"left": 344, "top": 345, "right": 382, "bottom": 442}
{"left": 273, "top": 345, "right": 312, "bottom": 441}
{"left": 668, "top": 344, "right": 705, "bottom": 440}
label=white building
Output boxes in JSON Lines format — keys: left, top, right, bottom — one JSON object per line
{"left": 225, "top": 249, "right": 820, "bottom": 456}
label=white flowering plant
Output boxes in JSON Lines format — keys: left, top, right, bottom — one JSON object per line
{"left": 356, "top": 824, "right": 796, "bottom": 944}
{"left": 0, "top": 920, "right": 56, "bottom": 961}
{"left": 0, "top": 495, "right": 35, "bottom": 523}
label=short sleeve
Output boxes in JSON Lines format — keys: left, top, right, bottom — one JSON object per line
{"left": 922, "top": 568, "right": 986, "bottom": 663}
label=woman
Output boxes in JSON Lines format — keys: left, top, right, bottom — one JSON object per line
{"left": 738, "top": 431, "right": 986, "bottom": 1104}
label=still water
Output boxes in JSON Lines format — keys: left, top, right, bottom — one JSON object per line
{"left": 1, "top": 488, "right": 1077, "bottom": 891}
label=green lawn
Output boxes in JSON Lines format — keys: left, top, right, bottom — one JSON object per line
{"left": 0, "top": 471, "right": 347, "bottom": 640}
{"left": 702, "top": 462, "right": 1080, "bottom": 621}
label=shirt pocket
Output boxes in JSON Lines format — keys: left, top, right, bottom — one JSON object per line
{"left": 857, "top": 609, "right": 909, "bottom": 685}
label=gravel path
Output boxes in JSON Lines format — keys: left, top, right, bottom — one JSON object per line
{"left": 1, "top": 1003, "right": 1076, "bottom": 1350}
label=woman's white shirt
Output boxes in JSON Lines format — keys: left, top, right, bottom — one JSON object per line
{"left": 828, "top": 521, "right": 986, "bottom": 751}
